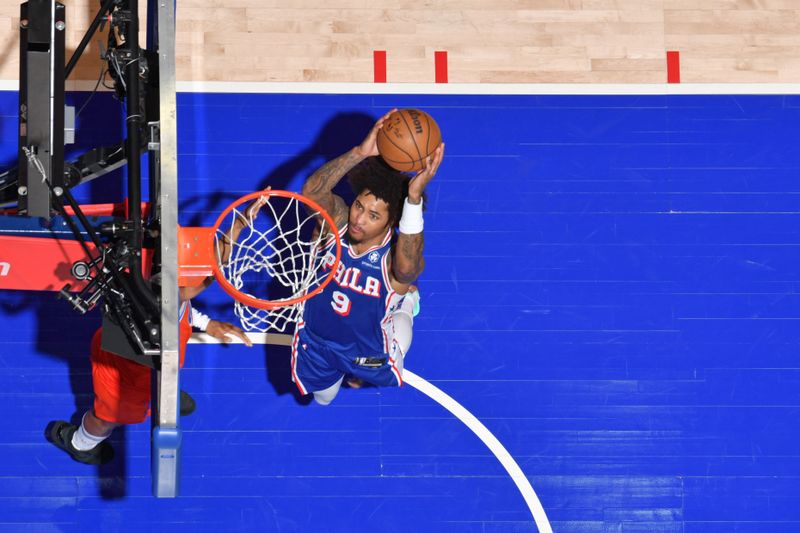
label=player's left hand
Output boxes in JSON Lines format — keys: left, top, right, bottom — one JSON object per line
{"left": 206, "top": 320, "right": 253, "bottom": 346}
{"left": 408, "top": 142, "right": 444, "bottom": 204}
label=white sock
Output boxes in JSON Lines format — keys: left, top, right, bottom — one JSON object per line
{"left": 71, "top": 414, "right": 108, "bottom": 451}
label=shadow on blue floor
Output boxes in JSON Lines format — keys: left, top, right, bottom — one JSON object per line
{"left": 1, "top": 90, "right": 799, "bottom": 532}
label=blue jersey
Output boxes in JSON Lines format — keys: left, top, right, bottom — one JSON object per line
{"left": 301, "top": 224, "right": 403, "bottom": 358}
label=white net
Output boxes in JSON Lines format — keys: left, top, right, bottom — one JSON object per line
{"left": 214, "top": 192, "right": 339, "bottom": 333}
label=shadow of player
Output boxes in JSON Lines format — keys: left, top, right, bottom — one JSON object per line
{"left": 0, "top": 292, "right": 128, "bottom": 499}
{"left": 255, "top": 112, "right": 375, "bottom": 405}
{"left": 177, "top": 110, "right": 377, "bottom": 406}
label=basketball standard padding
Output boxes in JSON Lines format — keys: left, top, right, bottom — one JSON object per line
{"left": 377, "top": 109, "right": 442, "bottom": 172}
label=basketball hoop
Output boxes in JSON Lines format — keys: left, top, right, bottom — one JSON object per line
{"left": 178, "top": 190, "right": 342, "bottom": 333}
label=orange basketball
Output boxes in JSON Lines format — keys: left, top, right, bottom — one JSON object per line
{"left": 376, "top": 109, "right": 442, "bottom": 172}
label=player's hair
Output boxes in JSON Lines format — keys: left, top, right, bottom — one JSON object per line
{"left": 348, "top": 157, "right": 426, "bottom": 228}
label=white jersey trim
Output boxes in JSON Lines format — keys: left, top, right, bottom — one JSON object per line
{"left": 179, "top": 300, "right": 189, "bottom": 322}
{"left": 380, "top": 246, "right": 394, "bottom": 290}
{"left": 290, "top": 321, "right": 308, "bottom": 395}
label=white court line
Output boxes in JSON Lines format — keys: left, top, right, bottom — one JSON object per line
{"left": 2, "top": 79, "right": 800, "bottom": 94}
{"left": 190, "top": 332, "right": 552, "bottom": 531}
{"left": 403, "top": 369, "right": 552, "bottom": 532}
{"left": 175, "top": 81, "right": 800, "bottom": 95}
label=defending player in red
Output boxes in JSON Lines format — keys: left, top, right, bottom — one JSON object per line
{"left": 44, "top": 200, "right": 266, "bottom": 465}
{"left": 291, "top": 109, "right": 444, "bottom": 405}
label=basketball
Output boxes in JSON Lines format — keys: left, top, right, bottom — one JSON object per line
{"left": 376, "top": 109, "right": 442, "bottom": 172}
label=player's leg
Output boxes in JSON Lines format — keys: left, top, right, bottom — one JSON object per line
{"left": 293, "top": 327, "right": 346, "bottom": 405}
{"left": 47, "top": 406, "right": 119, "bottom": 464}
{"left": 47, "top": 329, "right": 150, "bottom": 465}
{"left": 74, "top": 410, "right": 119, "bottom": 448}
{"left": 312, "top": 375, "right": 344, "bottom": 405}
{"left": 345, "top": 288, "right": 420, "bottom": 388}
{"left": 46, "top": 416, "right": 116, "bottom": 466}
{"left": 346, "top": 288, "right": 418, "bottom": 387}
{"left": 391, "top": 287, "right": 420, "bottom": 370}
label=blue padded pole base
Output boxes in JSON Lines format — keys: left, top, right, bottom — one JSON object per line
{"left": 152, "top": 426, "right": 182, "bottom": 498}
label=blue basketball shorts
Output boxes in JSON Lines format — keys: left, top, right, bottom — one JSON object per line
{"left": 291, "top": 326, "right": 403, "bottom": 395}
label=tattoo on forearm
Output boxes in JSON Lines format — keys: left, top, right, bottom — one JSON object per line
{"left": 306, "top": 150, "right": 362, "bottom": 198}
{"left": 399, "top": 233, "right": 424, "bottom": 278}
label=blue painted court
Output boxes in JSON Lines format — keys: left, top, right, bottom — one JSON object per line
{"left": 1, "top": 89, "right": 799, "bottom": 531}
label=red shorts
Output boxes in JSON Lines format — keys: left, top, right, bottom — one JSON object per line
{"left": 91, "top": 316, "right": 191, "bottom": 424}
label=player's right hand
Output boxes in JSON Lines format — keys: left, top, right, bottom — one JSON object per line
{"left": 355, "top": 108, "right": 397, "bottom": 158}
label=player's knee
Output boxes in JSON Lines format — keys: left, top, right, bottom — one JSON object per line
{"left": 312, "top": 392, "right": 335, "bottom": 406}
{"left": 311, "top": 376, "right": 343, "bottom": 405}
{"left": 393, "top": 316, "right": 413, "bottom": 356}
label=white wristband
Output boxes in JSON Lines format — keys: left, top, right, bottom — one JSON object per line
{"left": 399, "top": 198, "right": 424, "bottom": 234}
{"left": 191, "top": 306, "right": 211, "bottom": 331}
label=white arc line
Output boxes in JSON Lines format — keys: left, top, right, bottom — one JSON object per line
{"left": 189, "top": 333, "right": 551, "bottom": 529}
{"left": 403, "top": 370, "right": 552, "bottom": 533}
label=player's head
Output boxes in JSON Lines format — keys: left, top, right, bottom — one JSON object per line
{"left": 347, "top": 157, "right": 410, "bottom": 244}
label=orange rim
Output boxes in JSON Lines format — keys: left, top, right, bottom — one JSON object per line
{"left": 210, "top": 190, "right": 342, "bottom": 310}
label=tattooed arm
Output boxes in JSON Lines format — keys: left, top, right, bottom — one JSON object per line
{"left": 392, "top": 230, "right": 426, "bottom": 287}
{"left": 303, "top": 109, "right": 397, "bottom": 231}
{"left": 301, "top": 149, "right": 360, "bottom": 231}
{"left": 391, "top": 143, "right": 445, "bottom": 291}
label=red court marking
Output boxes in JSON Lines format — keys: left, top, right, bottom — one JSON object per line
{"left": 435, "top": 51, "right": 448, "bottom": 83}
{"left": 667, "top": 51, "right": 681, "bottom": 84}
{"left": 373, "top": 50, "right": 387, "bottom": 83}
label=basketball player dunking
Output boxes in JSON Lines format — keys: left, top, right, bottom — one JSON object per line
{"left": 291, "top": 110, "right": 444, "bottom": 405}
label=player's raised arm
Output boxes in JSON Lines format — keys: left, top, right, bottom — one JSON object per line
{"left": 392, "top": 143, "right": 445, "bottom": 286}
{"left": 302, "top": 109, "right": 396, "bottom": 229}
